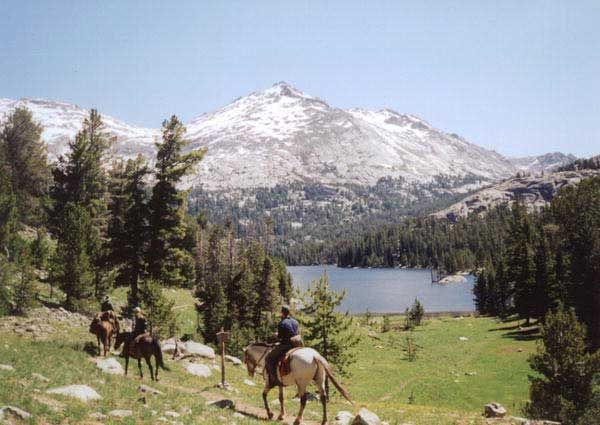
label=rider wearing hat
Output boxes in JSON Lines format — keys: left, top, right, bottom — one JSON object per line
{"left": 265, "top": 305, "right": 300, "bottom": 385}
{"left": 101, "top": 295, "right": 115, "bottom": 313}
{"left": 122, "top": 307, "right": 148, "bottom": 357}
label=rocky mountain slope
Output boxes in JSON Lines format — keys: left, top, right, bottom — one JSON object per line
{"left": 0, "top": 83, "right": 576, "bottom": 192}
{"left": 508, "top": 152, "right": 577, "bottom": 174}
{"left": 434, "top": 169, "right": 600, "bottom": 220}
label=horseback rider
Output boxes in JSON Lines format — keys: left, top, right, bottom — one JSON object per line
{"left": 101, "top": 295, "right": 115, "bottom": 313}
{"left": 265, "top": 305, "right": 301, "bottom": 385}
{"left": 122, "top": 306, "right": 148, "bottom": 357}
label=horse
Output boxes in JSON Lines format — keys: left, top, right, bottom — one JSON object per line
{"left": 114, "top": 332, "right": 168, "bottom": 381}
{"left": 89, "top": 312, "right": 119, "bottom": 356}
{"left": 244, "top": 343, "right": 352, "bottom": 425}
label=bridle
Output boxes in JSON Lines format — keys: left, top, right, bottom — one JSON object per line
{"left": 245, "top": 344, "right": 272, "bottom": 375}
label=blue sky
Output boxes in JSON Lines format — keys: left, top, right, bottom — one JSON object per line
{"left": 1, "top": 0, "right": 599, "bottom": 157}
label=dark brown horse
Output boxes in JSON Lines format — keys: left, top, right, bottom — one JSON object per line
{"left": 114, "top": 332, "right": 168, "bottom": 381}
{"left": 89, "top": 312, "right": 119, "bottom": 356}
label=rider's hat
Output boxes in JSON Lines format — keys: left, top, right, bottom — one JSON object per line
{"left": 281, "top": 305, "right": 291, "bottom": 315}
{"left": 133, "top": 306, "right": 142, "bottom": 313}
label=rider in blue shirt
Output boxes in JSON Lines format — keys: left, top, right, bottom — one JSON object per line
{"left": 265, "top": 305, "right": 300, "bottom": 386}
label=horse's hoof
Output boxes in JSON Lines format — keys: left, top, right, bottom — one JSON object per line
{"left": 267, "top": 412, "right": 274, "bottom": 420}
{"left": 277, "top": 414, "right": 285, "bottom": 421}
{"left": 293, "top": 420, "right": 301, "bottom": 425}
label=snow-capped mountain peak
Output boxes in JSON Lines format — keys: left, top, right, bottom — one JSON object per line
{"left": 0, "top": 83, "right": 579, "bottom": 192}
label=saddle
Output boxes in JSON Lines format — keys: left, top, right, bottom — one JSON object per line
{"left": 277, "top": 347, "right": 303, "bottom": 377}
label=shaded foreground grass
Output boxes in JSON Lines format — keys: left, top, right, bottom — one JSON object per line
{"left": 0, "top": 287, "right": 538, "bottom": 424}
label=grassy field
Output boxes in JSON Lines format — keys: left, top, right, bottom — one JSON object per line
{"left": 0, "top": 286, "right": 539, "bottom": 425}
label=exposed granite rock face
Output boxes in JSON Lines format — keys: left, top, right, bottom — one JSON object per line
{"left": 435, "top": 170, "right": 600, "bottom": 220}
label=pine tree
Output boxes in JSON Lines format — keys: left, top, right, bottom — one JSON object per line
{"left": 0, "top": 107, "right": 51, "bottom": 224}
{"left": 50, "top": 203, "right": 95, "bottom": 311}
{"left": 138, "top": 279, "right": 179, "bottom": 338}
{"left": 300, "top": 273, "right": 359, "bottom": 381}
{"left": 50, "top": 110, "right": 112, "bottom": 308}
{"left": 13, "top": 252, "right": 38, "bottom": 315}
{"left": 200, "top": 225, "right": 227, "bottom": 342}
{"left": 533, "top": 225, "right": 556, "bottom": 319}
{"left": 148, "top": 116, "right": 204, "bottom": 287}
{"left": 527, "top": 305, "right": 600, "bottom": 424}
{"left": 108, "top": 156, "right": 150, "bottom": 309}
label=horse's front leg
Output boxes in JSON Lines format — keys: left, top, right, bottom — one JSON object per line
{"left": 137, "top": 358, "right": 143, "bottom": 379}
{"left": 294, "top": 393, "right": 307, "bottom": 425}
{"left": 124, "top": 356, "right": 129, "bottom": 376}
{"left": 96, "top": 335, "right": 101, "bottom": 356}
{"left": 277, "top": 385, "right": 285, "bottom": 420}
{"left": 262, "top": 385, "right": 274, "bottom": 420}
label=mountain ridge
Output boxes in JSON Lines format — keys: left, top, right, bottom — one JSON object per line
{"left": 0, "top": 83, "right": 577, "bottom": 191}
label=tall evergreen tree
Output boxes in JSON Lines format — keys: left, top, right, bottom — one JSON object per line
{"left": 50, "top": 110, "right": 112, "bottom": 307}
{"left": 148, "top": 116, "right": 204, "bottom": 287}
{"left": 300, "top": 273, "right": 359, "bottom": 381}
{"left": 0, "top": 107, "right": 51, "bottom": 224}
{"left": 527, "top": 305, "right": 600, "bottom": 424}
{"left": 199, "top": 225, "right": 227, "bottom": 342}
{"left": 50, "top": 203, "right": 95, "bottom": 311}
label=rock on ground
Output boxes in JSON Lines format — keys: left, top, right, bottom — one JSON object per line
{"left": 165, "top": 411, "right": 180, "bottom": 418}
{"left": 0, "top": 364, "right": 15, "bottom": 371}
{"left": 138, "top": 384, "right": 164, "bottom": 395}
{"left": 89, "top": 412, "right": 108, "bottom": 419}
{"left": 224, "top": 355, "right": 242, "bottom": 365}
{"left": 31, "top": 372, "right": 50, "bottom": 382}
{"left": 108, "top": 409, "right": 133, "bottom": 418}
{"left": 484, "top": 402, "right": 507, "bottom": 418}
{"left": 185, "top": 363, "right": 212, "bottom": 378}
{"left": 243, "top": 379, "right": 256, "bottom": 386}
{"left": 334, "top": 410, "right": 354, "bottom": 425}
{"left": 0, "top": 406, "right": 32, "bottom": 420}
{"left": 47, "top": 384, "right": 102, "bottom": 402}
{"left": 184, "top": 341, "right": 215, "bottom": 359}
{"left": 207, "top": 399, "right": 235, "bottom": 409}
{"left": 352, "top": 408, "right": 381, "bottom": 425}
{"left": 94, "top": 357, "right": 125, "bottom": 375}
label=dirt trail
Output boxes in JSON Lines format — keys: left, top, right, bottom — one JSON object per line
{"left": 199, "top": 390, "right": 321, "bottom": 425}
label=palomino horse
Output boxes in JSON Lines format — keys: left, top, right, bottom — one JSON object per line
{"left": 114, "top": 332, "right": 168, "bottom": 381}
{"left": 89, "top": 311, "right": 120, "bottom": 356}
{"left": 244, "top": 343, "right": 352, "bottom": 425}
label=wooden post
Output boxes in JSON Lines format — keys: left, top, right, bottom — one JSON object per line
{"left": 216, "top": 328, "right": 230, "bottom": 388}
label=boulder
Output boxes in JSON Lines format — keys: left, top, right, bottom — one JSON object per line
{"left": 225, "top": 355, "right": 242, "bottom": 365}
{"left": 32, "top": 372, "right": 50, "bottom": 382}
{"left": 334, "top": 410, "right": 354, "bottom": 425}
{"left": 484, "top": 402, "right": 507, "bottom": 418}
{"left": 184, "top": 341, "right": 215, "bottom": 359}
{"left": 185, "top": 363, "right": 212, "bottom": 378}
{"left": 46, "top": 384, "right": 102, "bottom": 402}
{"left": 207, "top": 399, "right": 235, "bottom": 409}
{"left": 108, "top": 409, "right": 133, "bottom": 418}
{"left": 0, "top": 406, "right": 32, "bottom": 420}
{"left": 352, "top": 408, "right": 381, "bottom": 425}
{"left": 95, "top": 357, "right": 124, "bottom": 375}
{"left": 89, "top": 412, "right": 108, "bottom": 420}
{"left": 243, "top": 379, "right": 256, "bottom": 387}
{"left": 0, "top": 364, "right": 15, "bottom": 371}
{"left": 459, "top": 336, "right": 469, "bottom": 341}
{"left": 138, "top": 384, "right": 164, "bottom": 395}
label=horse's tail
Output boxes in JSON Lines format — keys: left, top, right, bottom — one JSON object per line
{"left": 315, "top": 356, "right": 353, "bottom": 405}
{"left": 153, "top": 338, "right": 170, "bottom": 371}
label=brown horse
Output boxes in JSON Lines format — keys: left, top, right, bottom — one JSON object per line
{"left": 89, "top": 312, "right": 119, "bottom": 356}
{"left": 114, "top": 332, "right": 168, "bottom": 381}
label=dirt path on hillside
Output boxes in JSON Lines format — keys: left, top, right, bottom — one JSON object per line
{"left": 199, "top": 389, "right": 321, "bottom": 425}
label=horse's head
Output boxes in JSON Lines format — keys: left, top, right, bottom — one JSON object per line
{"left": 243, "top": 343, "right": 270, "bottom": 378}
{"left": 114, "top": 332, "right": 128, "bottom": 349}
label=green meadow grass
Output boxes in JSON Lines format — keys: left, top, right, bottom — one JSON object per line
{"left": 0, "top": 287, "right": 539, "bottom": 424}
